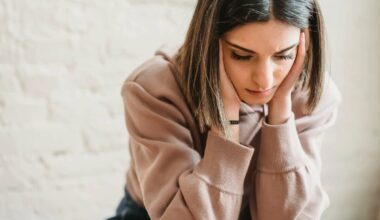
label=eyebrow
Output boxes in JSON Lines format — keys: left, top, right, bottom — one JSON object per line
{"left": 224, "top": 39, "right": 298, "bottom": 54}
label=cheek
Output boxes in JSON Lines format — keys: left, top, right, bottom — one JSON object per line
{"left": 223, "top": 59, "right": 250, "bottom": 85}
{"left": 275, "top": 62, "right": 294, "bottom": 81}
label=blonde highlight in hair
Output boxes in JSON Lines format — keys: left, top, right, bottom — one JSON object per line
{"left": 175, "top": 0, "right": 230, "bottom": 136}
{"left": 302, "top": 0, "right": 326, "bottom": 114}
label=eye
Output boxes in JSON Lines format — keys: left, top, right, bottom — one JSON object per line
{"left": 276, "top": 54, "right": 295, "bottom": 60}
{"left": 231, "top": 52, "right": 252, "bottom": 61}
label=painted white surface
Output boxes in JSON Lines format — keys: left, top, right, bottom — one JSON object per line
{"left": 0, "top": 0, "right": 379, "bottom": 219}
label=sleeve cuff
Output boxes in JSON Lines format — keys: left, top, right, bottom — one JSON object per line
{"left": 194, "top": 131, "right": 254, "bottom": 195}
{"left": 258, "top": 113, "right": 308, "bottom": 173}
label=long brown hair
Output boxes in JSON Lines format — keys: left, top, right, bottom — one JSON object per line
{"left": 175, "top": 0, "right": 326, "bottom": 137}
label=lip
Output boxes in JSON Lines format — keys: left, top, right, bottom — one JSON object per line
{"left": 246, "top": 88, "right": 273, "bottom": 97}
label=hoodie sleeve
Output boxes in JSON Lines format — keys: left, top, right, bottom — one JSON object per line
{"left": 122, "top": 81, "right": 254, "bottom": 220}
{"left": 249, "top": 78, "right": 342, "bottom": 220}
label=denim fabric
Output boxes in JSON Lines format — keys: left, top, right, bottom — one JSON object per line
{"left": 107, "top": 188, "right": 150, "bottom": 220}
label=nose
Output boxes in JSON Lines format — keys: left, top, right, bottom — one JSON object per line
{"left": 251, "top": 59, "right": 274, "bottom": 90}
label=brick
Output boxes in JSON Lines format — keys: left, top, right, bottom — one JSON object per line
{"left": 82, "top": 117, "right": 127, "bottom": 152}
{"left": 0, "top": 123, "right": 84, "bottom": 155}
{"left": 0, "top": 67, "right": 22, "bottom": 94}
{"left": 0, "top": 155, "right": 47, "bottom": 192}
{"left": 17, "top": 64, "right": 70, "bottom": 98}
{"left": 40, "top": 151, "right": 129, "bottom": 179}
{"left": 48, "top": 91, "right": 110, "bottom": 124}
{"left": 0, "top": 179, "right": 125, "bottom": 220}
{"left": 0, "top": 151, "right": 129, "bottom": 192}
{"left": 0, "top": 95, "right": 48, "bottom": 125}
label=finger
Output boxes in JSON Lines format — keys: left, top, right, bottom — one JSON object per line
{"left": 219, "top": 39, "right": 226, "bottom": 76}
{"left": 219, "top": 39, "right": 241, "bottom": 102}
{"left": 219, "top": 39, "right": 228, "bottom": 87}
{"left": 304, "top": 28, "right": 310, "bottom": 52}
{"left": 219, "top": 39, "right": 233, "bottom": 96}
{"left": 279, "top": 32, "right": 306, "bottom": 91}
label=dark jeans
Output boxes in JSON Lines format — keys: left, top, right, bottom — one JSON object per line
{"left": 107, "top": 188, "right": 150, "bottom": 220}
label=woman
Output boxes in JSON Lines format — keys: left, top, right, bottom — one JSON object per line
{"left": 109, "top": 0, "right": 341, "bottom": 219}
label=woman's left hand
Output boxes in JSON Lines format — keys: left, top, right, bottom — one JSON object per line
{"left": 267, "top": 32, "right": 306, "bottom": 125}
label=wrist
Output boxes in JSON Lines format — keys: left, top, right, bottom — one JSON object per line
{"left": 267, "top": 98, "right": 292, "bottom": 125}
{"left": 210, "top": 122, "right": 240, "bottom": 143}
{"left": 225, "top": 105, "right": 240, "bottom": 121}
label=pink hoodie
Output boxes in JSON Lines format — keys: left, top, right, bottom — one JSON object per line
{"left": 121, "top": 43, "right": 341, "bottom": 220}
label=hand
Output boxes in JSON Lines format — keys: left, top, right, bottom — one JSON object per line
{"left": 211, "top": 39, "right": 241, "bottom": 142}
{"left": 267, "top": 32, "right": 306, "bottom": 125}
{"left": 218, "top": 39, "right": 241, "bottom": 120}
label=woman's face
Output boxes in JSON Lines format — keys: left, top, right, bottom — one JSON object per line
{"left": 221, "top": 19, "right": 301, "bottom": 106}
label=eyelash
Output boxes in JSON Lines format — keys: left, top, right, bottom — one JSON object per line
{"left": 231, "top": 52, "right": 294, "bottom": 61}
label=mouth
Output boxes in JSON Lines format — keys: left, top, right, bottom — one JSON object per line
{"left": 246, "top": 87, "right": 274, "bottom": 97}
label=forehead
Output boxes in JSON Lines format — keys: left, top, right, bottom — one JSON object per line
{"left": 223, "top": 19, "right": 300, "bottom": 53}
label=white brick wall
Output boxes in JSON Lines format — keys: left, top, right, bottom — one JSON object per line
{"left": 0, "top": 0, "right": 379, "bottom": 220}
{"left": 0, "top": 0, "right": 194, "bottom": 219}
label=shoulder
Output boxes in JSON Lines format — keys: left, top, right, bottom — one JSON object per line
{"left": 121, "top": 42, "right": 183, "bottom": 100}
{"left": 120, "top": 43, "right": 202, "bottom": 147}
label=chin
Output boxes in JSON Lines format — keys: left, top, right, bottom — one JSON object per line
{"left": 242, "top": 96, "right": 272, "bottom": 106}
{"left": 242, "top": 99, "right": 269, "bottom": 106}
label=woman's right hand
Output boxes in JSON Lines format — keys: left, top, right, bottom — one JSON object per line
{"left": 211, "top": 39, "right": 241, "bottom": 142}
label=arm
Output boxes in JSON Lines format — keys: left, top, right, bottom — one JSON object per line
{"left": 250, "top": 78, "right": 342, "bottom": 220}
{"left": 122, "top": 81, "right": 254, "bottom": 220}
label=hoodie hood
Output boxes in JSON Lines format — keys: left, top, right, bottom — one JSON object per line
{"left": 154, "top": 41, "right": 183, "bottom": 65}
